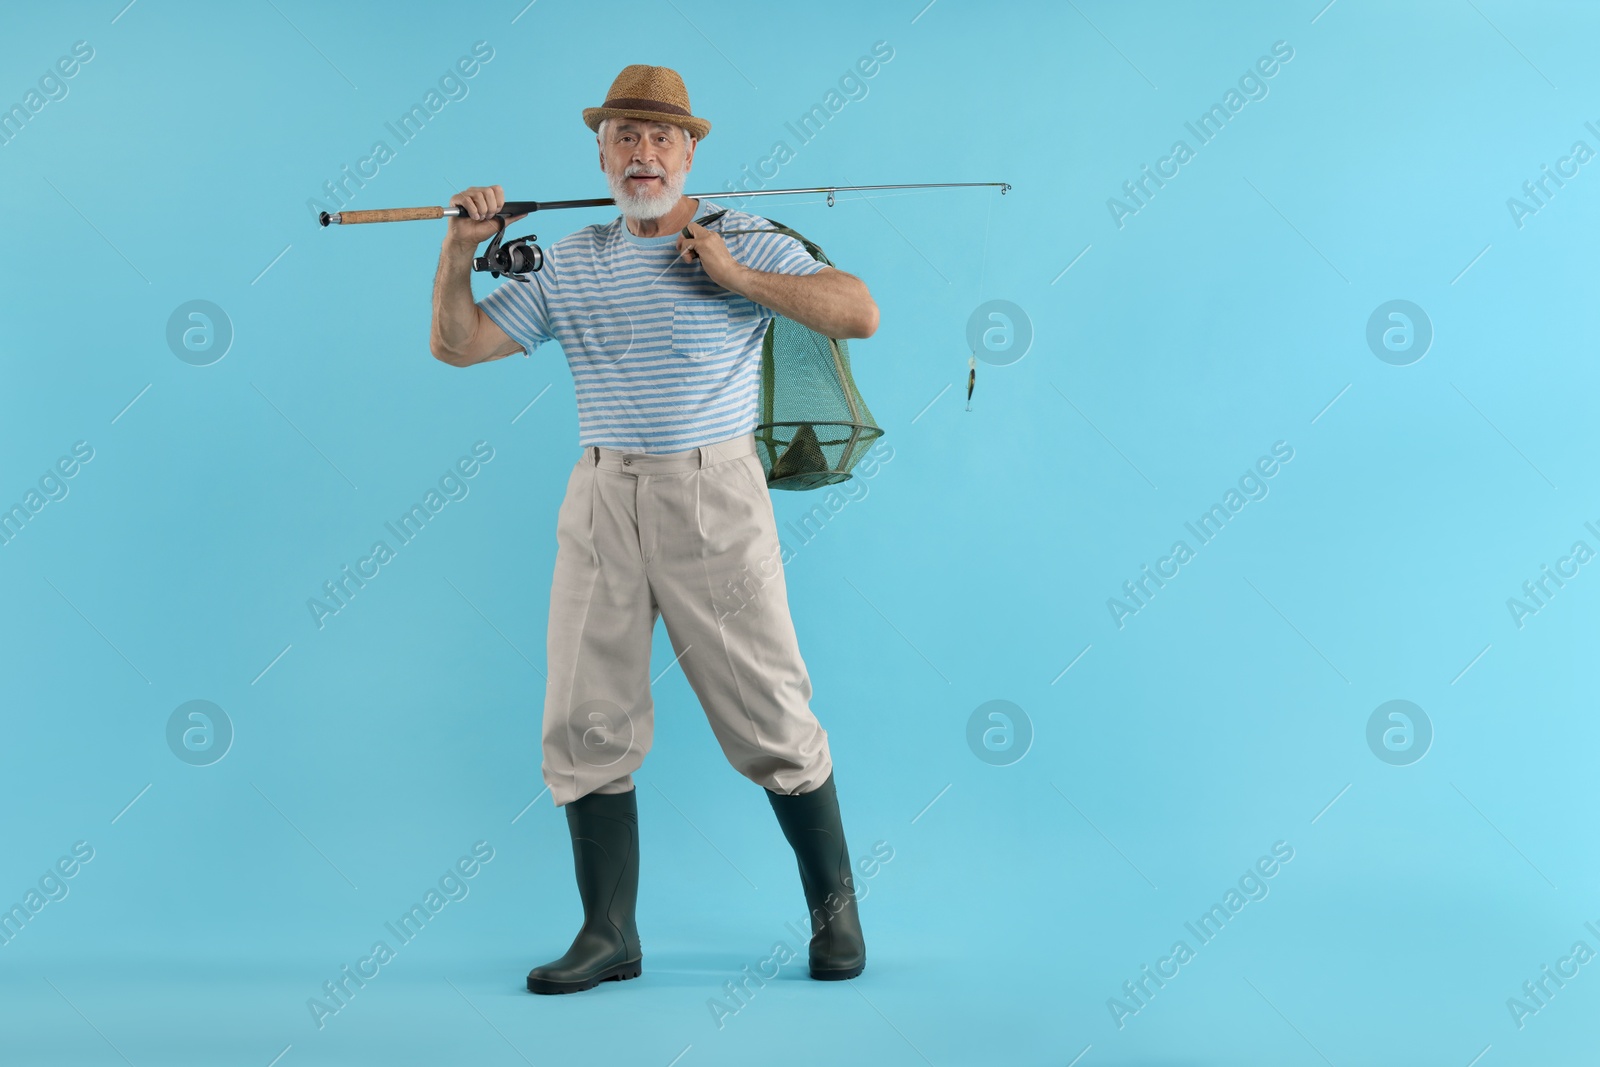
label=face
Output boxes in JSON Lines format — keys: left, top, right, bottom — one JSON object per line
{"left": 598, "top": 119, "right": 696, "bottom": 220}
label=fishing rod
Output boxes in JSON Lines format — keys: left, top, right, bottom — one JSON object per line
{"left": 316, "top": 181, "right": 1010, "bottom": 227}
{"left": 321, "top": 179, "right": 1009, "bottom": 283}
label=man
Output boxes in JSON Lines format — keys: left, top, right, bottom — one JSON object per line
{"left": 428, "top": 64, "right": 878, "bottom": 995}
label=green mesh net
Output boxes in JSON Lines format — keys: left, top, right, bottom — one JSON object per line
{"left": 723, "top": 216, "right": 884, "bottom": 491}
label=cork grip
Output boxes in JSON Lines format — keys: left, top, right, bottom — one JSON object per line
{"left": 337, "top": 206, "right": 446, "bottom": 225}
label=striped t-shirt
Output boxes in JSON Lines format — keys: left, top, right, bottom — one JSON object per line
{"left": 477, "top": 199, "right": 827, "bottom": 453}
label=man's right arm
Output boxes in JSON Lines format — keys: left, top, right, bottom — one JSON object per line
{"left": 429, "top": 184, "right": 528, "bottom": 368}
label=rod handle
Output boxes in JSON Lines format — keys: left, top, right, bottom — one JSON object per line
{"left": 334, "top": 206, "right": 447, "bottom": 225}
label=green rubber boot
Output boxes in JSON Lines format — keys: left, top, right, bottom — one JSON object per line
{"left": 765, "top": 771, "right": 866, "bottom": 980}
{"left": 525, "top": 787, "right": 643, "bottom": 994}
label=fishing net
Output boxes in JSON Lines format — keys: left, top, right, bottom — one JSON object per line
{"left": 707, "top": 213, "right": 884, "bottom": 492}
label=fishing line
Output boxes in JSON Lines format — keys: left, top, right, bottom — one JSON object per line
{"left": 968, "top": 191, "right": 998, "bottom": 412}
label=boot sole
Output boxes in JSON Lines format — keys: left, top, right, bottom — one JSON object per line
{"left": 526, "top": 957, "right": 642, "bottom": 995}
{"left": 810, "top": 961, "right": 864, "bottom": 981}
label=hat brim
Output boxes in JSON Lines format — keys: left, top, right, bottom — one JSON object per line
{"left": 584, "top": 106, "right": 710, "bottom": 141}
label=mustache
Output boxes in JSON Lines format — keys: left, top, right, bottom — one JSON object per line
{"left": 624, "top": 164, "right": 666, "bottom": 178}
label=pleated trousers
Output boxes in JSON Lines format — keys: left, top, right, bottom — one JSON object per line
{"left": 541, "top": 430, "right": 832, "bottom": 807}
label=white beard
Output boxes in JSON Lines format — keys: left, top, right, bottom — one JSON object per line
{"left": 607, "top": 163, "right": 686, "bottom": 221}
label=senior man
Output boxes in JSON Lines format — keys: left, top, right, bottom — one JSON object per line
{"left": 429, "top": 64, "right": 878, "bottom": 995}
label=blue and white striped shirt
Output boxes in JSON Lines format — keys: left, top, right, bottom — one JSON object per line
{"left": 477, "top": 199, "right": 827, "bottom": 453}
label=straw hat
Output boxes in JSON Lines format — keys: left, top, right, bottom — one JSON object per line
{"left": 583, "top": 64, "right": 712, "bottom": 141}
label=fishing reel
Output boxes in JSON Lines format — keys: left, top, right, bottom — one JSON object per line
{"left": 472, "top": 216, "right": 543, "bottom": 282}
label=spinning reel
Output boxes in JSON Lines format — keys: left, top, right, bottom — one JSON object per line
{"left": 472, "top": 216, "right": 543, "bottom": 282}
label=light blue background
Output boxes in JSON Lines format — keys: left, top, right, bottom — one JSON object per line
{"left": 2, "top": 1, "right": 1596, "bottom": 1064}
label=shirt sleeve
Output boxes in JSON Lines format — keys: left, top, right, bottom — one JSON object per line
{"left": 477, "top": 269, "right": 554, "bottom": 357}
{"left": 742, "top": 226, "right": 828, "bottom": 278}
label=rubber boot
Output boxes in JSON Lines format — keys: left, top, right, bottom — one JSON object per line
{"left": 525, "top": 787, "right": 642, "bottom": 994}
{"left": 765, "top": 771, "right": 866, "bottom": 980}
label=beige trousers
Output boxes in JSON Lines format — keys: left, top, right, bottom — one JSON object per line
{"left": 541, "top": 430, "right": 833, "bottom": 807}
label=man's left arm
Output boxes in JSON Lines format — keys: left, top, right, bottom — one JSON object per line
{"left": 677, "top": 223, "right": 879, "bottom": 340}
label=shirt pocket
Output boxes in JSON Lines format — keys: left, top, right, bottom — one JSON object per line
{"left": 671, "top": 300, "right": 729, "bottom": 360}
